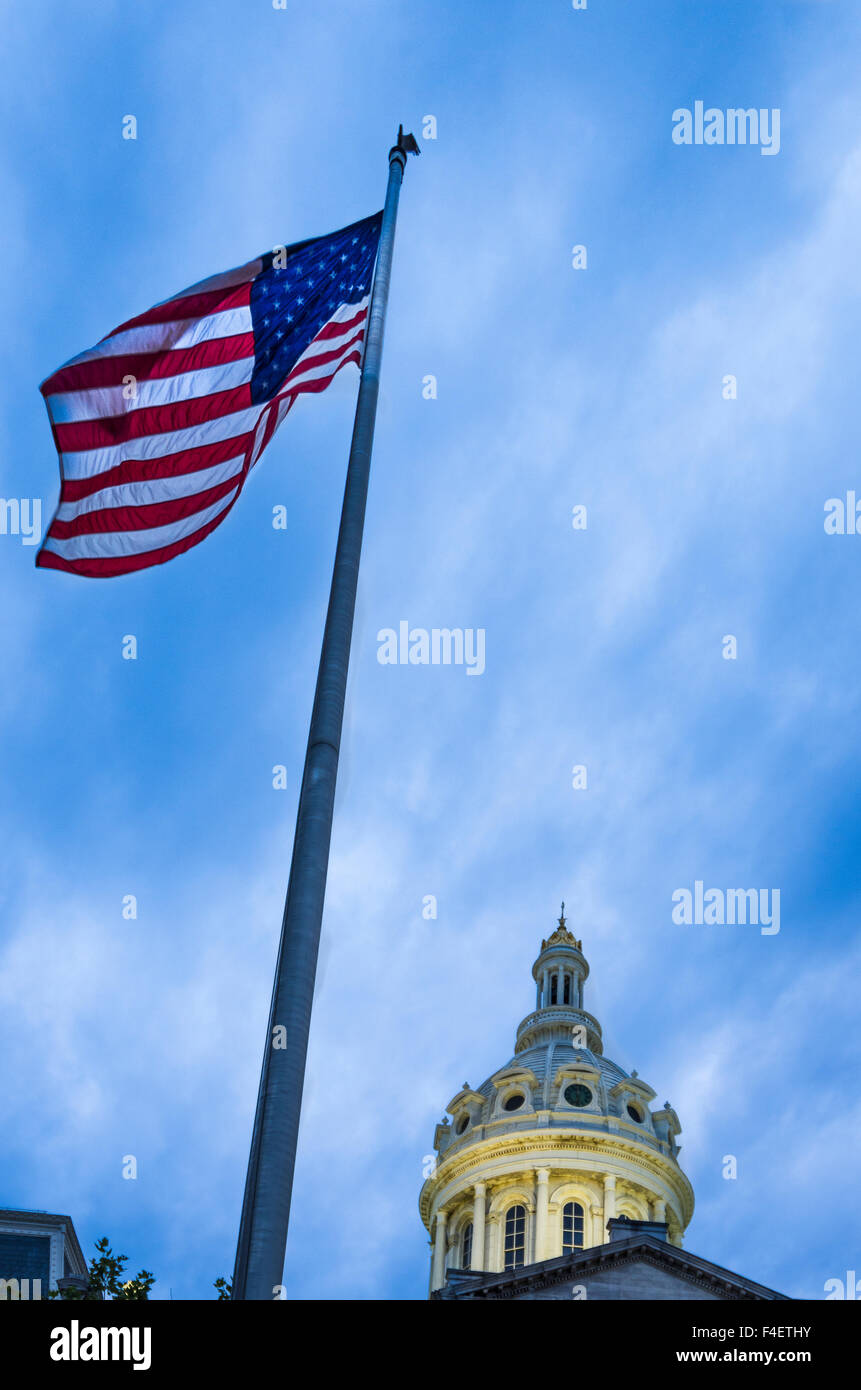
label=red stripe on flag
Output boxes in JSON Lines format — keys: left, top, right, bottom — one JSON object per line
{"left": 313, "top": 305, "right": 368, "bottom": 342}
{"left": 48, "top": 475, "right": 242, "bottom": 539}
{"left": 42, "top": 334, "right": 255, "bottom": 396}
{"left": 54, "top": 383, "right": 254, "bottom": 453}
{"left": 59, "top": 433, "right": 254, "bottom": 503}
{"left": 284, "top": 349, "right": 362, "bottom": 395}
{"left": 283, "top": 328, "right": 366, "bottom": 383}
{"left": 35, "top": 497, "right": 242, "bottom": 579}
{"left": 106, "top": 282, "right": 251, "bottom": 338}
{"left": 250, "top": 397, "right": 289, "bottom": 469}
{"left": 53, "top": 327, "right": 365, "bottom": 453}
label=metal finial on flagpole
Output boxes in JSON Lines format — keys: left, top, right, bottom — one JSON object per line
{"left": 231, "top": 129, "right": 418, "bottom": 1301}
{"left": 394, "top": 124, "right": 421, "bottom": 158}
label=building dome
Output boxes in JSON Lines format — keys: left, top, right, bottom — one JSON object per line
{"left": 419, "top": 907, "right": 694, "bottom": 1293}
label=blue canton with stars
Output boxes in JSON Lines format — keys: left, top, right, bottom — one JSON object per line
{"left": 249, "top": 211, "right": 383, "bottom": 405}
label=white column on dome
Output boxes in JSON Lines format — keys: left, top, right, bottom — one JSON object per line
{"left": 431, "top": 1209, "right": 448, "bottom": 1290}
{"left": 603, "top": 1174, "right": 616, "bottom": 1235}
{"left": 653, "top": 1197, "right": 667, "bottom": 1225}
{"left": 488, "top": 1215, "right": 500, "bottom": 1271}
{"left": 534, "top": 1169, "right": 550, "bottom": 1262}
{"left": 471, "top": 1182, "right": 486, "bottom": 1271}
{"left": 590, "top": 1203, "right": 603, "bottom": 1247}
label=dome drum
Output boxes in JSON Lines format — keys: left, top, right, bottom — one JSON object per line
{"left": 420, "top": 1134, "right": 691, "bottom": 1284}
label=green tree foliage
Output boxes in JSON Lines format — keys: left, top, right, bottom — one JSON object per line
{"left": 48, "top": 1236, "right": 155, "bottom": 1300}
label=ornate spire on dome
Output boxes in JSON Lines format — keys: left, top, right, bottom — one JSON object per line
{"left": 540, "top": 901, "right": 582, "bottom": 952}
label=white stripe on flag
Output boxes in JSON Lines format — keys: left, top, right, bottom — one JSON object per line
{"left": 283, "top": 336, "right": 364, "bottom": 392}
{"left": 57, "top": 307, "right": 253, "bottom": 369}
{"left": 47, "top": 356, "right": 254, "bottom": 422}
{"left": 60, "top": 403, "right": 264, "bottom": 479}
{"left": 55, "top": 454, "right": 247, "bottom": 520}
{"left": 148, "top": 258, "right": 262, "bottom": 307}
{"left": 323, "top": 295, "right": 370, "bottom": 325}
{"left": 43, "top": 487, "right": 240, "bottom": 561}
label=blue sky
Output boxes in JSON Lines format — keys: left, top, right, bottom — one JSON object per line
{"left": 1, "top": 0, "right": 860, "bottom": 1299}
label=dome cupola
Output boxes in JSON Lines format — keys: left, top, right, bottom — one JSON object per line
{"left": 517, "top": 904, "right": 602, "bottom": 1054}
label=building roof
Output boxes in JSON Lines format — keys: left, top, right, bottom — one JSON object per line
{"left": 434, "top": 1228, "right": 792, "bottom": 1301}
{"left": 0, "top": 1207, "right": 87, "bottom": 1277}
{"left": 475, "top": 1040, "right": 628, "bottom": 1102}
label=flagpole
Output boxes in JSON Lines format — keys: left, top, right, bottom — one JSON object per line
{"left": 232, "top": 129, "right": 417, "bottom": 1301}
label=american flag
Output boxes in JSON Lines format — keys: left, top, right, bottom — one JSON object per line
{"left": 36, "top": 211, "right": 383, "bottom": 578}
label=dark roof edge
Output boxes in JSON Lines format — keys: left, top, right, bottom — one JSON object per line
{"left": 435, "top": 1234, "right": 791, "bottom": 1301}
{"left": 0, "top": 1209, "right": 87, "bottom": 1276}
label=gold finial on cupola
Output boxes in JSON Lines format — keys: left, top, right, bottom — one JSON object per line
{"left": 541, "top": 903, "right": 582, "bottom": 952}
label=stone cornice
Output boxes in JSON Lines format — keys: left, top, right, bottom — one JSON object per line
{"left": 490, "top": 1065, "right": 540, "bottom": 1091}
{"left": 610, "top": 1076, "right": 657, "bottom": 1103}
{"left": 515, "top": 1006, "right": 603, "bottom": 1053}
{"left": 419, "top": 1128, "right": 695, "bottom": 1227}
{"left": 553, "top": 1062, "right": 601, "bottom": 1087}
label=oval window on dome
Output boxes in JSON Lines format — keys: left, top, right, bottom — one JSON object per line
{"left": 503, "top": 1092, "right": 525, "bottom": 1112}
{"left": 456, "top": 1114, "right": 469, "bottom": 1134}
{"left": 626, "top": 1102, "right": 643, "bottom": 1123}
{"left": 564, "top": 1083, "right": 592, "bottom": 1108}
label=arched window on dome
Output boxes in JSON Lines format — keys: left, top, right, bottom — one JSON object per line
{"left": 550, "top": 975, "right": 558, "bottom": 1005}
{"left": 462, "top": 1221, "right": 473, "bottom": 1270}
{"left": 563, "top": 974, "right": 571, "bottom": 1004}
{"left": 562, "top": 1201, "right": 585, "bottom": 1252}
{"left": 504, "top": 1205, "right": 526, "bottom": 1270}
